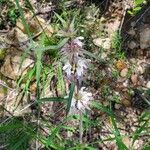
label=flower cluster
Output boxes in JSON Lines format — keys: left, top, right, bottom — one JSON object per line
{"left": 60, "top": 36, "right": 93, "bottom": 114}
{"left": 68, "top": 87, "right": 93, "bottom": 115}
{"left": 61, "top": 37, "right": 89, "bottom": 80}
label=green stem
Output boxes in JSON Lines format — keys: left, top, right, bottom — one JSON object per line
{"left": 79, "top": 111, "right": 83, "bottom": 144}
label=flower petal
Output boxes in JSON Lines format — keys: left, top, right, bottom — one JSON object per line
{"left": 63, "top": 61, "right": 72, "bottom": 76}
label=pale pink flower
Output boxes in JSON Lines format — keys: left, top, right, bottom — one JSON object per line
{"left": 61, "top": 37, "right": 90, "bottom": 79}
{"left": 76, "top": 58, "right": 88, "bottom": 78}
{"left": 60, "top": 37, "right": 84, "bottom": 63}
{"left": 63, "top": 61, "right": 72, "bottom": 77}
{"left": 68, "top": 87, "right": 93, "bottom": 115}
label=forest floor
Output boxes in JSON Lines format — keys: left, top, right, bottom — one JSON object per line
{"left": 0, "top": 0, "right": 150, "bottom": 150}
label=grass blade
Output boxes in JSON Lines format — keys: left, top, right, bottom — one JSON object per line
{"left": 92, "top": 102, "right": 128, "bottom": 150}
{"left": 15, "top": 0, "right": 32, "bottom": 38}
{"left": 92, "top": 101, "right": 115, "bottom": 117}
{"left": 110, "top": 116, "right": 129, "bottom": 150}
{"left": 132, "top": 109, "right": 150, "bottom": 145}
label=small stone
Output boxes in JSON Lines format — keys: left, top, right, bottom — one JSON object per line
{"left": 140, "top": 25, "right": 150, "bottom": 49}
{"left": 120, "top": 68, "right": 128, "bottom": 77}
{"left": 101, "top": 52, "right": 107, "bottom": 59}
{"left": 93, "top": 38, "right": 111, "bottom": 49}
{"left": 122, "top": 137, "right": 131, "bottom": 148}
{"left": 138, "top": 75, "right": 146, "bottom": 86}
{"left": 130, "top": 58, "right": 136, "bottom": 63}
{"left": 103, "top": 101, "right": 109, "bottom": 106}
{"left": 146, "top": 81, "right": 150, "bottom": 88}
{"left": 123, "top": 80, "right": 129, "bottom": 87}
{"left": 30, "top": 82, "right": 36, "bottom": 93}
{"left": 127, "top": 29, "right": 136, "bottom": 36}
{"left": 131, "top": 74, "right": 138, "bottom": 85}
{"left": 115, "top": 103, "right": 122, "bottom": 109}
{"left": 137, "top": 65, "right": 144, "bottom": 74}
{"left": 128, "top": 41, "right": 138, "bottom": 49}
{"left": 131, "top": 21, "right": 136, "bottom": 27}
{"left": 122, "top": 99, "right": 131, "bottom": 107}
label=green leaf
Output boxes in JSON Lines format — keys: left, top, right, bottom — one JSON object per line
{"left": 135, "top": 0, "right": 144, "bottom": 5}
{"left": 128, "top": 10, "right": 134, "bottom": 15}
{"left": 143, "top": 146, "right": 150, "bottom": 150}
{"left": 0, "top": 123, "right": 22, "bottom": 132}
{"left": 46, "top": 125, "right": 62, "bottom": 147}
{"left": 92, "top": 102, "right": 128, "bottom": 150}
{"left": 8, "top": 131, "right": 31, "bottom": 150}
{"left": 17, "top": 66, "right": 35, "bottom": 97}
{"left": 133, "top": 6, "right": 142, "bottom": 11}
{"left": 83, "top": 50, "right": 100, "bottom": 61}
{"left": 19, "top": 45, "right": 34, "bottom": 71}
{"left": 38, "top": 97, "right": 67, "bottom": 103}
{"left": 92, "top": 102, "right": 115, "bottom": 117}
{"left": 139, "top": 109, "right": 150, "bottom": 121}
{"left": 36, "top": 38, "right": 69, "bottom": 51}
{"left": 57, "top": 62, "right": 65, "bottom": 95}
{"left": 22, "top": 66, "right": 36, "bottom": 95}
{"left": 54, "top": 12, "right": 67, "bottom": 28}
{"left": 0, "top": 118, "right": 36, "bottom": 150}
{"left": 132, "top": 110, "right": 150, "bottom": 145}
{"left": 61, "top": 125, "right": 75, "bottom": 132}
{"left": 132, "top": 120, "right": 149, "bottom": 145}
{"left": 69, "top": 15, "right": 76, "bottom": 32}
{"left": 66, "top": 82, "right": 75, "bottom": 115}
{"left": 110, "top": 117, "right": 129, "bottom": 150}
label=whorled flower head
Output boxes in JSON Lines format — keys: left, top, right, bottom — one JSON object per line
{"left": 61, "top": 37, "right": 90, "bottom": 80}
{"left": 67, "top": 87, "right": 93, "bottom": 115}
{"left": 61, "top": 37, "right": 84, "bottom": 63}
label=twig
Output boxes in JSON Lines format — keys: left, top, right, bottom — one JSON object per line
{"left": 134, "top": 5, "right": 150, "bottom": 26}
{"left": 119, "top": 5, "right": 128, "bottom": 32}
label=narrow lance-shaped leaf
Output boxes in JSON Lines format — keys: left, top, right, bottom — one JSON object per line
{"left": 17, "top": 66, "right": 35, "bottom": 96}
{"left": 38, "top": 97, "right": 67, "bottom": 103}
{"left": 54, "top": 12, "right": 67, "bottom": 28}
{"left": 132, "top": 110, "right": 150, "bottom": 145}
{"left": 110, "top": 116, "right": 129, "bottom": 150}
{"left": 35, "top": 38, "right": 69, "bottom": 51}
{"left": 22, "top": 67, "right": 36, "bottom": 95}
{"left": 15, "top": 0, "right": 32, "bottom": 39}
{"left": 92, "top": 101, "right": 116, "bottom": 117}
{"left": 24, "top": 0, "right": 49, "bottom": 39}
{"left": 57, "top": 62, "right": 65, "bottom": 95}
{"left": 92, "top": 101, "right": 128, "bottom": 150}
{"left": 135, "top": 0, "right": 144, "bottom": 5}
{"left": 66, "top": 82, "right": 75, "bottom": 115}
